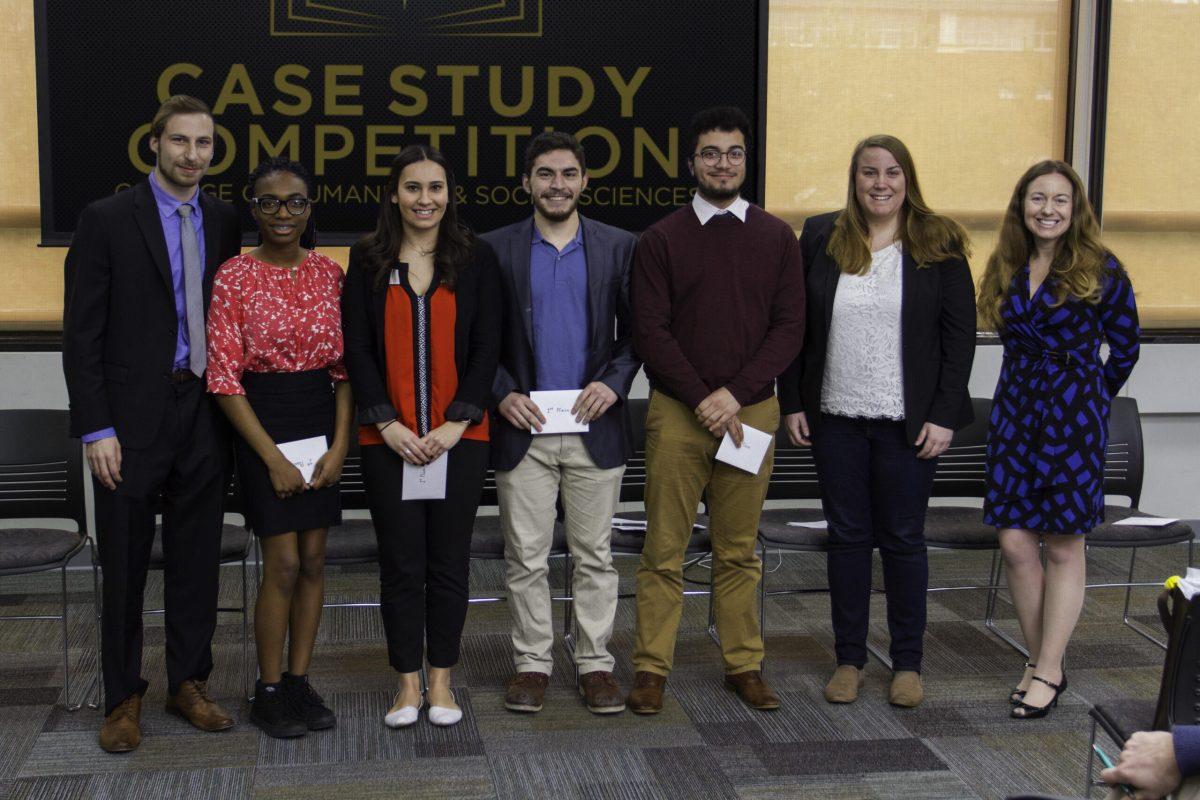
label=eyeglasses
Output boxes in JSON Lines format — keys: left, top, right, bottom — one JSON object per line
{"left": 694, "top": 147, "right": 747, "bottom": 167}
{"left": 253, "top": 196, "right": 311, "bottom": 215}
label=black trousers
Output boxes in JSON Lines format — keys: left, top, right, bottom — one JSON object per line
{"left": 361, "top": 439, "right": 488, "bottom": 672}
{"left": 810, "top": 415, "right": 936, "bottom": 672}
{"left": 93, "top": 377, "right": 226, "bottom": 714}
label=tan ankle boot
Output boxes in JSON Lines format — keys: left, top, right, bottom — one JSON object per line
{"left": 824, "top": 665, "right": 864, "bottom": 704}
{"left": 889, "top": 671, "right": 923, "bottom": 708}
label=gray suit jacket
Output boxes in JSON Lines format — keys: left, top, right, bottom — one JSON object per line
{"left": 480, "top": 214, "right": 641, "bottom": 471}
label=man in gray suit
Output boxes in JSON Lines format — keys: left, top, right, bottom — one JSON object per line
{"left": 481, "top": 132, "right": 640, "bottom": 715}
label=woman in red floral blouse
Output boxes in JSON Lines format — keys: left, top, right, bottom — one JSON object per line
{"left": 206, "top": 158, "right": 353, "bottom": 739}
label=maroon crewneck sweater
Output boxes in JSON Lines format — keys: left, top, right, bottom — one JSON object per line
{"left": 632, "top": 203, "right": 805, "bottom": 410}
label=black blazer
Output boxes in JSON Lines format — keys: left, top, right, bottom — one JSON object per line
{"left": 341, "top": 237, "right": 502, "bottom": 429}
{"left": 778, "top": 211, "right": 976, "bottom": 443}
{"left": 479, "top": 215, "right": 641, "bottom": 471}
{"left": 62, "top": 179, "right": 242, "bottom": 449}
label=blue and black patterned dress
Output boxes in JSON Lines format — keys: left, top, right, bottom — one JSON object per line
{"left": 983, "top": 258, "right": 1140, "bottom": 534}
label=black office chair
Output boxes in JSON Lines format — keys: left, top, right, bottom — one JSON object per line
{"left": 0, "top": 409, "right": 99, "bottom": 710}
{"left": 1086, "top": 397, "right": 1195, "bottom": 648}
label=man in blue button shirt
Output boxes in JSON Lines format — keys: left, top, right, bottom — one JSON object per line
{"left": 62, "top": 96, "right": 242, "bottom": 752}
{"left": 482, "top": 132, "right": 640, "bottom": 715}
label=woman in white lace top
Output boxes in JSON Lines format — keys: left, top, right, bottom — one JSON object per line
{"left": 778, "top": 135, "right": 976, "bottom": 708}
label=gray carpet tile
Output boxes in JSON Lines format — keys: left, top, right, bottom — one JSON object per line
{"left": 0, "top": 538, "right": 1188, "bottom": 799}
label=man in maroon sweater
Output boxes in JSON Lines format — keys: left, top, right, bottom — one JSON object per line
{"left": 627, "top": 107, "right": 805, "bottom": 713}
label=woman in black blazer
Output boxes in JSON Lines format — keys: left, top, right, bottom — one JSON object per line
{"left": 341, "top": 145, "right": 500, "bottom": 729}
{"left": 778, "top": 135, "right": 975, "bottom": 708}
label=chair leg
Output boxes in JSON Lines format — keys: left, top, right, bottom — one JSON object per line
{"left": 59, "top": 563, "right": 81, "bottom": 712}
{"left": 1120, "top": 547, "right": 1167, "bottom": 649}
{"left": 706, "top": 577, "right": 719, "bottom": 647}
{"left": 89, "top": 544, "right": 102, "bottom": 709}
{"left": 1085, "top": 716, "right": 1098, "bottom": 797}
{"left": 984, "top": 549, "right": 1030, "bottom": 658}
{"left": 759, "top": 539, "right": 768, "bottom": 649}
{"left": 241, "top": 552, "right": 252, "bottom": 702}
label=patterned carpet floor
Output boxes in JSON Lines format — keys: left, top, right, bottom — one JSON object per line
{"left": 0, "top": 527, "right": 1190, "bottom": 800}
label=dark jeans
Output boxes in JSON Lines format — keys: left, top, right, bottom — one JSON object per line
{"left": 811, "top": 415, "right": 936, "bottom": 672}
{"left": 361, "top": 439, "right": 488, "bottom": 672}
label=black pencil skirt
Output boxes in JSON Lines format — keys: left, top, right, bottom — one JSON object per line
{"left": 234, "top": 369, "right": 342, "bottom": 538}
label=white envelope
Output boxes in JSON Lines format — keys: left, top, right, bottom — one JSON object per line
{"left": 1113, "top": 516, "right": 1178, "bottom": 527}
{"left": 403, "top": 453, "right": 447, "bottom": 500}
{"left": 714, "top": 423, "right": 772, "bottom": 474}
{"left": 530, "top": 390, "right": 590, "bottom": 435}
{"left": 276, "top": 435, "right": 328, "bottom": 484}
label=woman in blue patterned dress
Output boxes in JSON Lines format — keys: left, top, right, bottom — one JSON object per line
{"left": 978, "top": 160, "right": 1140, "bottom": 719}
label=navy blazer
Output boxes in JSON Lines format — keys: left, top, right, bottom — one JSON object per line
{"left": 62, "top": 179, "right": 242, "bottom": 448}
{"left": 480, "top": 215, "right": 641, "bottom": 471}
{"left": 778, "top": 211, "right": 976, "bottom": 443}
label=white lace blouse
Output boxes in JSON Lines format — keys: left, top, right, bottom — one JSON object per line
{"left": 820, "top": 242, "right": 905, "bottom": 420}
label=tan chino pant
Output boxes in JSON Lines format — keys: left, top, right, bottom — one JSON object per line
{"left": 633, "top": 391, "right": 778, "bottom": 676}
{"left": 496, "top": 434, "right": 624, "bottom": 675}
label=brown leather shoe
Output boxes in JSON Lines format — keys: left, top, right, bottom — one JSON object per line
{"left": 165, "top": 679, "right": 235, "bottom": 731}
{"left": 504, "top": 671, "right": 549, "bottom": 713}
{"left": 99, "top": 694, "right": 142, "bottom": 753}
{"left": 578, "top": 671, "right": 625, "bottom": 715}
{"left": 626, "top": 671, "right": 666, "bottom": 715}
{"left": 724, "top": 670, "right": 781, "bottom": 710}
{"left": 889, "top": 670, "right": 924, "bottom": 708}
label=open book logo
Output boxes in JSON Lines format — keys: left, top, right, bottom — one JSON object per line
{"left": 269, "top": 0, "right": 544, "bottom": 37}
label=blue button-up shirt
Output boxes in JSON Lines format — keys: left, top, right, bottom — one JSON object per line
{"left": 530, "top": 223, "right": 589, "bottom": 391}
{"left": 83, "top": 174, "right": 207, "bottom": 443}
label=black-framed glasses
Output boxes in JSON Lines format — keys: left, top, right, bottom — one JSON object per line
{"left": 694, "top": 147, "right": 747, "bottom": 166}
{"left": 253, "top": 196, "right": 311, "bottom": 215}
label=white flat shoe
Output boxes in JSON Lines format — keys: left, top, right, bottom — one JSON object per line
{"left": 427, "top": 691, "right": 462, "bottom": 727}
{"left": 384, "top": 693, "right": 423, "bottom": 728}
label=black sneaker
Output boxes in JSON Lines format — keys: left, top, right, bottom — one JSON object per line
{"left": 250, "top": 680, "right": 306, "bottom": 739}
{"left": 282, "top": 672, "right": 336, "bottom": 731}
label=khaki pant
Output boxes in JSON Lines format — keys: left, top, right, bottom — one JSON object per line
{"left": 496, "top": 434, "right": 623, "bottom": 675}
{"left": 633, "top": 391, "right": 778, "bottom": 676}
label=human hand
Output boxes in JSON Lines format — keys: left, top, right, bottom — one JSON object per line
{"left": 267, "top": 455, "right": 307, "bottom": 499}
{"left": 915, "top": 422, "right": 953, "bottom": 459}
{"left": 85, "top": 436, "right": 123, "bottom": 490}
{"left": 695, "top": 387, "right": 741, "bottom": 437}
{"left": 380, "top": 421, "right": 435, "bottom": 465}
{"left": 1100, "top": 731, "right": 1181, "bottom": 800}
{"left": 572, "top": 382, "right": 618, "bottom": 423}
{"left": 309, "top": 443, "right": 346, "bottom": 490}
{"left": 498, "top": 392, "right": 546, "bottom": 433}
{"left": 785, "top": 412, "right": 811, "bottom": 446}
{"left": 420, "top": 421, "right": 467, "bottom": 459}
{"left": 724, "top": 415, "right": 745, "bottom": 447}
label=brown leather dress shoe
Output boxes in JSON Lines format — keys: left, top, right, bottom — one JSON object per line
{"left": 626, "top": 671, "right": 666, "bottom": 715}
{"left": 724, "top": 670, "right": 781, "bottom": 710}
{"left": 578, "top": 671, "right": 625, "bottom": 714}
{"left": 165, "top": 679, "right": 235, "bottom": 731}
{"left": 504, "top": 671, "right": 549, "bottom": 713}
{"left": 99, "top": 694, "right": 142, "bottom": 753}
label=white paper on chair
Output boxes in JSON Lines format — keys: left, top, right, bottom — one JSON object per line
{"left": 276, "top": 435, "right": 327, "bottom": 484}
{"left": 1113, "top": 516, "right": 1178, "bottom": 527}
{"left": 714, "top": 424, "right": 771, "bottom": 474}
{"left": 787, "top": 520, "right": 828, "bottom": 529}
{"left": 403, "top": 453, "right": 447, "bottom": 500}
{"left": 612, "top": 517, "right": 648, "bottom": 530}
{"left": 530, "top": 390, "right": 589, "bottom": 434}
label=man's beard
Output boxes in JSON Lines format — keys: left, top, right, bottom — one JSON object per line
{"left": 697, "top": 175, "right": 742, "bottom": 201}
{"left": 535, "top": 193, "right": 578, "bottom": 222}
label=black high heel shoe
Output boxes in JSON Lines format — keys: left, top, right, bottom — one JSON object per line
{"left": 1010, "top": 674, "right": 1067, "bottom": 719}
{"left": 1009, "top": 661, "right": 1036, "bottom": 705}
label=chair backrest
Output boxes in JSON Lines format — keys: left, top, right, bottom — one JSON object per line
{"left": 617, "top": 398, "right": 650, "bottom": 504}
{"left": 1103, "top": 396, "right": 1144, "bottom": 507}
{"left": 766, "top": 425, "right": 819, "bottom": 502}
{"left": 0, "top": 409, "right": 86, "bottom": 534}
{"left": 929, "top": 397, "right": 992, "bottom": 499}
{"left": 1156, "top": 588, "right": 1200, "bottom": 729}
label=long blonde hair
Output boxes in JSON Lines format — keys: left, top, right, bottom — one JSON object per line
{"left": 827, "top": 134, "right": 969, "bottom": 275}
{"left": 977, "top": 160, "right": 1116, "bottom": 331}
